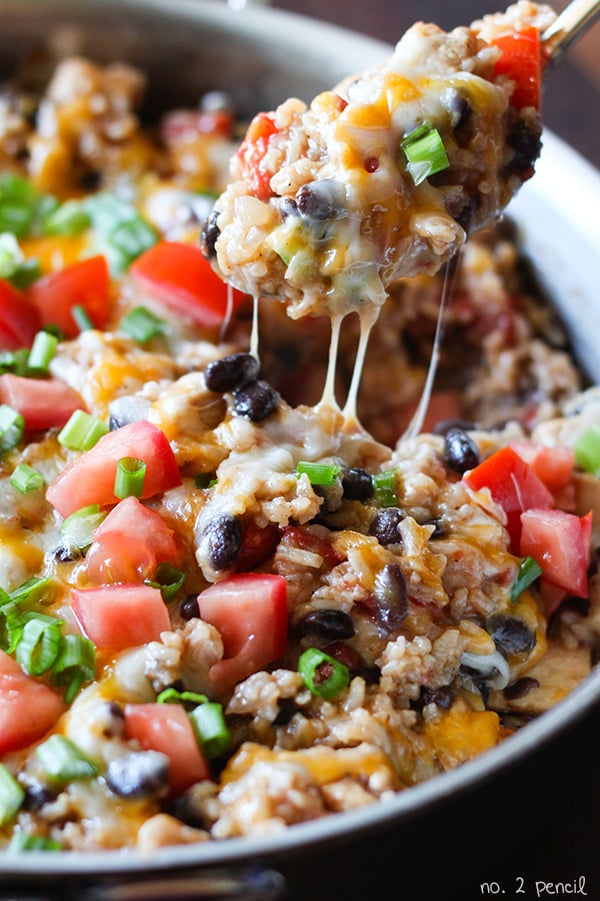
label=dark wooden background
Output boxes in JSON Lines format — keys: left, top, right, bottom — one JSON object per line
{"left": 266, "top": 2, "right": 600, "bottom": 899}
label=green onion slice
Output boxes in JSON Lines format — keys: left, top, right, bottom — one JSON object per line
{"left": 0, "top": 174, "right": 36, "bottom": 237}
{"left": 296, "top": 461, "right": 341, "bottom": 486}
{"left": 194, "top": 472, "right": 215, "bottom": 489}
{"left": 574, "top": 425, "right": 600, "bottom": 476}
{"left": 0, "top": 600, "right": 24, "bottom": 653}
{"left": 373, "top": 469, "right": 398, "bottom": 507}
{"left": 35, "top": 735, "right": 99, "bottom": 784}
{"left": 120, "top": 306, "right": 165, "bottom": 344}
{"left": 57, "top": 410, "right": 108, "bottom": 452}
{"left": 27, "top": 330, "right": 58, "bottom": 373}
{"left": 189, "top": 702, "right": 231, "bottom": 760}
{"left": 9, "top": 257, "right": 42, "bottom": 291}
{"left": 8, "top": 833, "right": 61, "bottom": 852}
{"left": 72, "top": 304, "right": 94, "bottom": 333}
{"left": 10, "top": 463, "right": 44, "bottom": 494}
{"left": 298, "top": 647, "right": 350, "bottom": 700}
{"left": 42, "top": 199, "right": 91, "bottom": 237}
{"left": 511, "top": 556, "right": 543, "bottom": 604}
{"left": 15, "top": 617, "right": 63, "bottom": 675}
{"left": 0, "top": 232, "right": 23, "bottom": 278}
{"left": 400, "top": 121, "right": 450, "bottom": 186}
{"left": 9, "top": 575, "right": 53, "bottom": 605}
{"left": 0, "top": 348, "right": 29, "bottom": 376}
{"left": 145, "top": 562, "right": 185, "bottom": 602}
{"left": 157, "top": 687, "right": 208, "bottom": 706}
{"left": 0, "top": 404, "right": 24, "bottom": 454}
{"left": 51, "top": 634, "right": 96, "bottom": 704}
{"left": 61, "top": 503, "right": 106, "bottom": 554}
{"left": 0, "top": 763, "right": 25, "bottom": 827}
{"left": 114, "top": 456, "right": 147, "bottom": 499}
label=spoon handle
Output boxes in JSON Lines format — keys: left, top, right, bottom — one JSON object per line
{"left": 542, "top": 0, "right": 600, "bottom": 68}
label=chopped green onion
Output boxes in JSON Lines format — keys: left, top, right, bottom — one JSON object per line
{"left": 57, "top": 409, "right": 108, "bottom": 451}
{"left": 107, "top": 217, "right": 157, "bottom": 268}
{"left": 83, "top": 192, "right": 139, "bottom": 233}
{"left": 8, "top": 833, "right": 61, "bottom": 852}
{"left": 9, "top": 256, "right": 42, "bottom": 290}
{"left": 511, "top": 556, "right": 543, "bottom": 604}
{"left": 72, "top": 304, "right": 94, "bottom": 333}
{"left": 0, "top": 600, "right": 24, "bottom": 653}
{"left": 574, "top": 425, "right": 600, "bottom": 476}
{"left": 10, "top": 463, "right": 45, "bottom": 494}
{"left": 42, "top": 199, "right": 91, "bottom": 237}
{"left": 0, "top": 174, "right": 36, "bottom": 237}
{"left": 0, "top": 763, "right": 25, "bottom": 826}
{"left": 0, "top": 586, "right": 9, "bottom": 606}
{"left": 0, "top": 232, "right": 23, "bottom": 278}
{"left": 9, "top": 575, "right": 53, "bottom": 605}
{"left": 298, "top": 647, "right": 350, "bottom": 700}
{"left": 157, "top": 687, "right": 208, "bottom": 706}
{"left": 296, "top": 461, "right": 341, "bottom": 486}
{"left": 51, "top": 634, "right": 96, "bottom": 704}
{"left": 400, "top": 121, "right": 450, "bottom": 186}
{"left": 0, "top": 404, "right": 24, "bottom": 454}
{"left": 120, "top": 306, "right": 166, "bottom": 344}
{"left": 84, "top": 192, "right": 157, "bottom": 274}
{"left": 194, "top": 472, "right": 215, "bottom": 489}
{"left": 27, "top": 330, "right": 58, "bottom": 372}
{"left": 61, "top": 503, "right": 106, "bottom": 554}
{"left": 0, "top": 348, "right": 29, "bottom": 376}
{"left": 35, "top": 735, "right": 99, "bottom": 784}
{"left": 15, "top": 616, "right": 63, "bottom": 675}
{"left": 145, "top": 562, "right": 185, "bottom": 602}
{"left": 373, "top": 469, "right": 398, "bottom": 507}
{"left": 189, "top": 701, "right": 230, "bottom": 760}
{"left": 114, "top": 456, "right": 147, "bottom": 499}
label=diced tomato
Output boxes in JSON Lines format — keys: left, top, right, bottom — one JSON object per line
{"left": 130, "top": 241, "right": 246, "bottom": 328}
{"left": 510, "top": 440, "right": 575, "bottom": 495}
{"left": 124, "top": 703, "right": 210, "bottom": 793}
{"left": 84, "top": 496, "right": 181, "bottom": 584}
{"left": 197, "top": 573, "right": 288, "bottom": 693}
{"left": 280, "top": 526, "right": 344, "bottom": 566}
{"left": 492, "top": 26, "right": 542, "bottom": 110}
{"left": 520, "top": 508, "right": 592, "bottom": 599}
{"left": 26, "top": 255, "right": 110, "bottom": 338}
{"left": 539, "top": 577, "right": 568, "bottom": 618}
{"left": 464, "top": 445, "right": 554, "bottom": 551}
{"left": 0, "top": 373, "right": 85, "bottom": 431}
{"left": 0, "top": 650, "right": 64, "bottom": 755}
{"left": 72, "top": 583, "right": 171, "bottom": 652}
{"left": 235, "top": 112, "right": 280, "bottom": 202}
{"left": 46, "top": 419, "right": 181, "bottom": 518}
{"left": 160, "top": 108, "right": 234, "bottom": 143}
{"left": 0, "top": 278, "right": 41, "bottom": 350}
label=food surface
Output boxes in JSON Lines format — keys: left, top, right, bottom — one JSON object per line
{"left": 207, "top": 1, "right": 555, "bottom": 320}
{"left": 0, "top": 2, "right": 599, "bottom": 854}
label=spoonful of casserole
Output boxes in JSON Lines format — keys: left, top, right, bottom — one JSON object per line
{"left": 202, "top": 1, "right": 598, "bottom": 324}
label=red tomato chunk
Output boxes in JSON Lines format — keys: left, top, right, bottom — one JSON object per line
{"left": 72, "top": 583, "right": 171, "bottom": 652}
{"left": 124, "top": 703, "right": 210, "bottom": 793}
{"left": 26, "top": 255, "right": 110, "bottom": 338}
{"left": 198, "top": 573, "right": 288, "bottom": 693}
{"left": 46, "top": 419, "right": 181, "bottom": 517}
{"left": 0, "top": 373, "right": 85, "bottom": 430}
{"left": 0, "top": 650, "right": 64, "bottom": 755}
{"left": 130, "top": 241, "right": 246, "bottom": 328}
{"left": 520, "top": 508, "right": 592, "bottom": 599}
{"left": 0, "top": 278, "right": 41, "bottom": 350}
{"left": 84, "top": 496, "right": 181, "bottom": 584}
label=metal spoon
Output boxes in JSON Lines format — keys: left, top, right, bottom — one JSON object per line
{"left": 542, "top": 0, "right": 600, "bottom": 68}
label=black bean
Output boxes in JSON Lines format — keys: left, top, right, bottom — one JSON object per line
{"left": 274, "top": 697, "right": 297, "bottom": 726}
{"left": 295, "top": 609, "right": 355, "bottom": 640}
{"left": 205, "top": 352, "right": 259, "bottom": 394}
{"left": 204, "top": 513, "right": 242, "bottom": 571}
{"left": 369, "top": 508, "right": 404, "bottom": 546}
{"left": 274, "top": 196, "right": 300, "bottom": 219}
{"left": 295, "top": 179, "right": 344, "bottom": 221}
{"left": 233, "top": 379, "right": 279, "bottom": 422}
{"left": 503, "top": 677, "right": 539, "bottom": 700}
{"left": 342, "top": 467, "right": 374, "bottom": 501}
{"left": 54, "top": 545, "right": 75, "bottom": 563}
{"left": 180, "top": 595, "right": 200, "bottom": 620}
{"left": 102, "top": 702, "right": 126, "bottom": 738}
{"left": 487, "top": 615, "right": 536, "bottom": 657}
{"left": 200, "top": 207, "right": 221, "bottom": 259}
{"left": 417, "top": 685, "right": 453, "bottom": 710}
{"left": 506, "top": 116, "right": 542, "bottom": 176}
{"left": 443, "top": 427, "right": 480, "bottom": 474}
{"left": 106, "top": 751, "right": 169, "bottom": 799}
{"left": 23, "top": 781, "right": 58, "bottom": 811}
{"left": 442, "top": 88, "right": 472, "bottom": 131}
{"left": 373, "top": 563, "right": 408, "bottom": 634}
